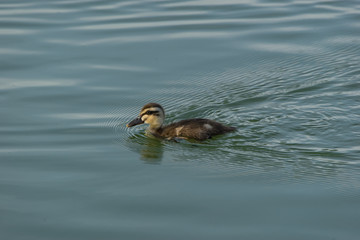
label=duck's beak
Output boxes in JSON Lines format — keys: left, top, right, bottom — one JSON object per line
{"left": 126, "top": 117, "right": 144, "bottom": 127}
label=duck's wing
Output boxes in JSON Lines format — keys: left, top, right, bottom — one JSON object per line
{"left": 162, "top": 119, "right": 235, "bottom": 140}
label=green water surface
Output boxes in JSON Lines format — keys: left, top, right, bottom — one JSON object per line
{"left": 1, "top": 0, "right": 360, "bottom": 239}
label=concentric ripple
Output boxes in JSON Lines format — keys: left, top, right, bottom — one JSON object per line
{"left": 99, "top": 0, "right": 360, "bottom": 182}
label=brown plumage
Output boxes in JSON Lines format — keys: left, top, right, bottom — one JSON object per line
{"left": 127, "top": 103, "right": 235, "bottom": 141}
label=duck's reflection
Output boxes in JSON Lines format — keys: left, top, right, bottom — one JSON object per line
{"left": 126, "top": 133, "right": 164, "bottom": 163}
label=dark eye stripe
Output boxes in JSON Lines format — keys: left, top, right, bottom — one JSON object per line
{"left": 141, "top": 110, "right": 158, "bottom": 117}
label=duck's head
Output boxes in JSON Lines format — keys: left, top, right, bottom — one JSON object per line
{"left": 126, "top": 103, "right": 165, "bottom": 130}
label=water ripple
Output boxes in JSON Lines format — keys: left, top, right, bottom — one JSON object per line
{"left": 1, "top": 1, "right": 360, "bottom": 239}
{"left": 0, "top": 78, "right": 79, "bottom": 90}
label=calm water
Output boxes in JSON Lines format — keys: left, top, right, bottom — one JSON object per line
{"left": 1, "top": 0, "right": 360, "bottom": 239}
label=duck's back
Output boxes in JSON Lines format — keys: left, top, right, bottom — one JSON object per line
{"left": 158, "top": 118, "right": 235, "bottom": 140}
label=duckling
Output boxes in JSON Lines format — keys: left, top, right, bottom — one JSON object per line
{"left": 126, "top": 103, "right": 235, "bottom": 141}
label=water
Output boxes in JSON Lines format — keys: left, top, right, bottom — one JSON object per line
{"left": 1, "top": 0, "right": 360, "bottom": 239}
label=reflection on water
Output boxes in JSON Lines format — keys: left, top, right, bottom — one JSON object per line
{"left": 126, "top": 133, "right": 164, "bottom": 163}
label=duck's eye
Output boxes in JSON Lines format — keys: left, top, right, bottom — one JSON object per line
{"left": 146, "top": 110, "right": 152, "bottom": 115}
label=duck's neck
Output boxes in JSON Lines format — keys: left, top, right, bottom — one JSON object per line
{"left": 147, "top": 116, "right": 164, "bottom": 132}
{"left": 148, "top": 124, "right": 163, "bottom": 134}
